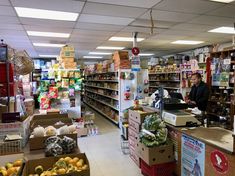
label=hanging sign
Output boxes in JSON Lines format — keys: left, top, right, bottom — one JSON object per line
{"left": 210, "top": 150, "right": 228, "bottom": 174}
{"left": 132, "top": 47, "right": 140, "bottom": 56}
{"left": 131, "top": 56, "right": 140, "bottom": 71}
{"left": 181, "top": 134, "right": 205, "bottom": 176}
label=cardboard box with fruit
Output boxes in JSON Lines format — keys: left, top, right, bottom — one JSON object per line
{"left": 23, "top": 153, "right": 90, "bottom": 176}
{"left": 0, "top": 158, "right": 24, "bottom": 176}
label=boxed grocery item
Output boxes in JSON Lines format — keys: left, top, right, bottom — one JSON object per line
{"left": 0, "top": 104, "right": 8, "bottom": 122}
{"left": 113, "top": 51, "right": 131, "bottom": 70}
{"left": 136, "top": 142, "right": 174, "bottom": 166}
{"left": 23, "top": 153, "right": 90, "bottom": 176}
{"left": 129, "top": 107, "right": 157, "bottom": 124}
{"left": 62, "top": 62, "right": 77, "bottom": 69}
{"left": 60, "top": 57, "right": 74, "bottom": 63}
{"left": 60, "top": 51, "right": 75, "bottom": 58}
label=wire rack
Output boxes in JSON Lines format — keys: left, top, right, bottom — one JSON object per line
{"left": 120, "top": 135, "right": 129, "bottom": 155}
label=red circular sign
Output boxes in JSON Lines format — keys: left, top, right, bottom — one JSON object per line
{"left": 210, "top": 150, "right": 229, "bottom": 174}
{"left": 132, "top": 47, "right": 140, "bottom": 56}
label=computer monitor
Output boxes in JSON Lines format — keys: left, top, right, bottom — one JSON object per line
{"left": 169, "top": 92, "right": 184, "bottom": 100}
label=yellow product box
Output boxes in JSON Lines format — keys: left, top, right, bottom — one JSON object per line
{"left": 62, "top": 62, "right": 77, "bottom": 69}
{"left": 61, "top": 45, "right": 75, "bottom": 52}
{"left": 60, "top": 51, "right": 75, "bottom": 58}
{"left": 60, "top": 57, "right": 74, "bottom": 63}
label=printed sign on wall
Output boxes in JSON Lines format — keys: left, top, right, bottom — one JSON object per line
{"left": 181, "top": 134, "right": 205, "bottom": 176}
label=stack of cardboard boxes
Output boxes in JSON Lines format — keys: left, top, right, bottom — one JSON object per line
{"left": 58, "top": 46, "right": 77, "bottom": 69}
{"left": 113, "top": 51, "right": 131, "bottom": 71}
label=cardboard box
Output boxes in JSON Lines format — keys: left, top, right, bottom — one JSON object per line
{"left": 128, "top": 118, "right": 141, "bottom": 133}
{"left": 29, "top": 133, "right": 77, "bottom": 150}
{"left": 0, "top": 104, "right": 8, "bottom": 122}
{"left": 32, "top": 113, "right": 68, "bottom": 121}
{"left": 60, "top": 51, "right": 75, "bottom": 58}
{"left": 128, "top": 126, "right": 139, "bottom": 140}
{"left": 130, "top": 145, "right": 140, "bottom": 167}
{"left": 113, "top": 51, "right": 131, "bottom": 70}
{"left": 129, "top": 107, "right": 156, "bottom": 124}
{"left": 60, "top": 57, "right": 74, "bottom": 63}
{"left": 77, "top": 127, "right": 88, "bottom": 137}
{"left": 136, "top": 142, "right": 174, "bottom": 166}
{"left": 23, "top": 153, "right": 90, "bottom": 176}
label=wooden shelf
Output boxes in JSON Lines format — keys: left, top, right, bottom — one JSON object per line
{"left": 86, "top": 95, "right": 119, "bottom": 111}
{"left": 83, "top": 101, "right": 119, "bottom": 125}
{"left": 85, "top": 89, "right": 119, "bottom": 101}
{"left": 84, "top": 84, "right": 118, "bottom": 91}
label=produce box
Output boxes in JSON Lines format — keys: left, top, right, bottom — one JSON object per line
{"left": 129, "top": 107, "right": 156, "bottom": 124}
{"left": 0, "top": 154, "right": 24, "bottom": 176}
{"left": 130, "top": 145, "right": 140, "bottom": 167}
{"left": 29, "top": 133, "right": 77, "bottom": 150}
{"left": 32, "top": 113, "right": 68, "bottom": 120}
{"left": 23, "top": 153, "right": 90, "bottom": 176}
{"left": 136, "top": 142, "right": 174, "bottom": 166}
{"left": 128, "top": 118, "right": 141, "bottom": 133}
{"left": 0, "top": 104, "right": 7, "bottom": 122}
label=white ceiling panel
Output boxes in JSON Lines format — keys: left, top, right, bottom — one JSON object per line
{"left": 140, "top": 10, "right": 199, "bottom": 23}
{"left": 207, "top": 4, "right": 235, "bottom": 18}
{"left": 171, "top": 23, "right": 216, "bottom": 32}
{"left": 0, "top": 0, "right": 10, "bottom": 5}
{"left": 72, "top": 29, "right": 115, "bottom": 36}
{"left": 149, "top": 34, "right": 190, "bottom": 40}
{"left": 29, "top": 36, "right": 69, "bottom": 43}
{"left": 153, "top": 0, "right": 222, "bottom": 14}
{"left": 20, "top": 18, "right": 76, "bottom": 28}
{"left": 130, "top": 19, "right": 178, "bottom": 29}
{"left": 189, "top": 15, "right": 234, "bottom": 26}
{"left": 78, "top": 14, "right": 134, "bottom": 25}
{"left": 87, "top": 0, "right": 161, "bottom": 8}
{"left": 75, "top": 22, "right": 124, "bottom": 32}
{"left": 23, "top": 25, "right": 73, "bottom": 33}
{"left": 10, "top": 0, "right": 85, "bottom": 13}
{"left": 35, "top": 48, "right": 61, "bottom": 53}
{"left": 161, "top": 29, "right": 201, "bottom": 37}
{"left": 0, "top": 16, "right": 20, "bottom": 24}
{"left": 0, "top": 6, "right": 16, "bottom": 16}
{"left": 120, "top": 26, "right": 162, "bottom": 35}
{"left": 83, "top": 2, "right": 147, "bottom": 18}
{"left": 69, "top": 35, "right": 108, "bottom": 43}
{"left": 0, "top": 29, "right": 27, "bottom": 35}
{"left": 0, "top": 24, "right": 24, "bottom": 30}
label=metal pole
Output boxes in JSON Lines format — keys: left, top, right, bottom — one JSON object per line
{"left": 132, "top": 32, "right": 138, "bottom": 48}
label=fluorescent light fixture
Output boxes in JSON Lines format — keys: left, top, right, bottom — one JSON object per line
{"left": 27, "top": 31, "right": 70, "bottom": 38}
{"left": 139, "top": 53, "right": 154, "bottom": 56}
{"left": 14, "top": 7, "right": 79, "bottom": 21}
{"left": 208, "top": 27, "right": 235, "bottom": 34}
{"left": 83, "top": 56, "right": 103, "bottom": 59}
{"left": 210, "top": 0, "right": 235, "bottom": 3}
{"left": 89, "top": 52, "right": 112, "bottom": 55}
{"left": 97, "top": 46, "right": 125, "bottom": 50}
{"left": 171, "top": 40, "right": 204, "bottom": 45}
{"left": 39, "top": 54, "right": 58, "bottom": 58}
{"left": 109, "top": 37, "right": 145, "bottom": 42}
{"left": 33, "top": 43, "right": 65, "bottom": 47}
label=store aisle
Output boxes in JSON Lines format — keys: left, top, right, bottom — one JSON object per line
{"left": 77, "top": 108, "right": 143, "bottom": 176}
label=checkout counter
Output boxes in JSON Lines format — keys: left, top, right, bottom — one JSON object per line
{"left": 141, "top": 104, "right": 235, "bottom": 176}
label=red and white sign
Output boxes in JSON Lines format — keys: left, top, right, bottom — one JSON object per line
{"left": 132, "top": 47, "right": 140, "bottom": 56}
{"left": 210, "top": 150, "right": 229, "bottom": 174}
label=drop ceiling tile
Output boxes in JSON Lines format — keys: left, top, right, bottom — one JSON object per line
{"left": 20, "top": 18, "right": 76, "bottom": 28}
{"left": 24, "top": 25, "right": 73, "bottom": 33}
{"left": 148, "top": 34, "right": 189, "bottom": 40}
{"left": 0, "top": 6, "right": 16, "bottom": 16}
{"left": 207, "top": 4, "right": 235, "bottom": 18}
{"left": 161, "top": 29, "right": 201, "bottom": 36}
{"left": 75, "top": 22, "right": 124, "bottom": 32}
{"left": 72, "top": 29, "right": 115, "bottom": 36}
{"left": 0, "top": 24, "right": 24, "bottom": 30}
{"left": 35, "top": 48, "right": 61, "bottom": 53}
{"left": 114, "top": 30, "right": 150, "bottom": 38}
{"left": 153, "top": 0, "right": 222, "bottom": 14}
{"left": 189, "top": 15, "right": 234, "bottom": 26}
{"left": 0, "top": 29, "right": 27, "bottom": 35}
{"left": 130, "top": 19, "right": 177, "bottom": 29}
{"left": 0, "top": 0, "right": 10, "bottom": 5}
{"left": 69, "top": 35, "right": 108, "bottom": 43}
{"left": 29, "top": 36, "right": 69, "bottom": 43}
{"left": 11, "top": 0, "right": 85, "bottom": 13}
{"left": 87, "top": 0, "right": 161, "bottom": 8}
{"left": 140, "top": 10, "right": 199, "bottom": 23}
{"left": 83, "top": 2, "right": 147, "bottom": 18}
{"left": 78, "top": 14, "right": 134, "bottom": 25}
{"left": 0, "top": 16, "right": 20, "bottom": 24}
{"left": 171, "top": 23, "right": 216, "bottom": 32}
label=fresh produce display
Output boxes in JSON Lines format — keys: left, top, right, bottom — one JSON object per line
{"left": 31, "top": 125, "right": 77, "bottom": 138}
{"left": 45, "top": 136, "right": 76, "bottom": 156}
{"left": 0, "top": 159, "right": 23, "bottom": 176}
{"left": 139, "top": 114, "right": 168, "bottom": 147}
{"left": 28, "top": 156, "right": 88, "bottom": 176}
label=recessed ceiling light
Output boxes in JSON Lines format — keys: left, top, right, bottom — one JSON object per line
{"left": 27, "top": 31, "right": 70, "bottom": 38}
{"left": 210, "top": 0, "right": 235, "bottom": 3}
{"left": 39, "top": 54, "right": 58, "bottom": 58}
{"left": 109, "top": 37, "right": 145, "bottom": 42}
{"left": 14, "top": 7, "right": 79, "bottom": 21}
{"left": 83, "top": 56, "right": 103, "bottom": 59}
{"left": 97, "top": 46, "right": 125, "bottom": 50}
{"left": 208, "top": 27, "right": 235, "bottom": 34}
{"left": 139, "top": 53, "right": 154, "bottom": 56}
{"left": 89, "top": 52, "right": 112, "bottom": 55}
{"left": 33, "top": 43, "right": 65, "bottom": 47}
{"left": 171, "top": 40, "right": 204, "bottom": 45}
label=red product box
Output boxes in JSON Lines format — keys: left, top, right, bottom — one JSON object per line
{"left": 0, "top": 83, "right": 16, "bottom": 97}
{"left": 140, "top": 159, "right": 175, "bottom": 176}
{"left": 0, "top": 63, "right": 14, "bottom": 83}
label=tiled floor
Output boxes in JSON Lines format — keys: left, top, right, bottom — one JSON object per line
{"left": 77, "top": 108, "right": 143, "bottom": 176}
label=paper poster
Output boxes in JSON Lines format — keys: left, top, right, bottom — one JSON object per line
{"left": 181, "top": 134, "right": 205, "bottom": 176}
{"left": 131, "top": 56, "right": 140, "bottom": 72}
